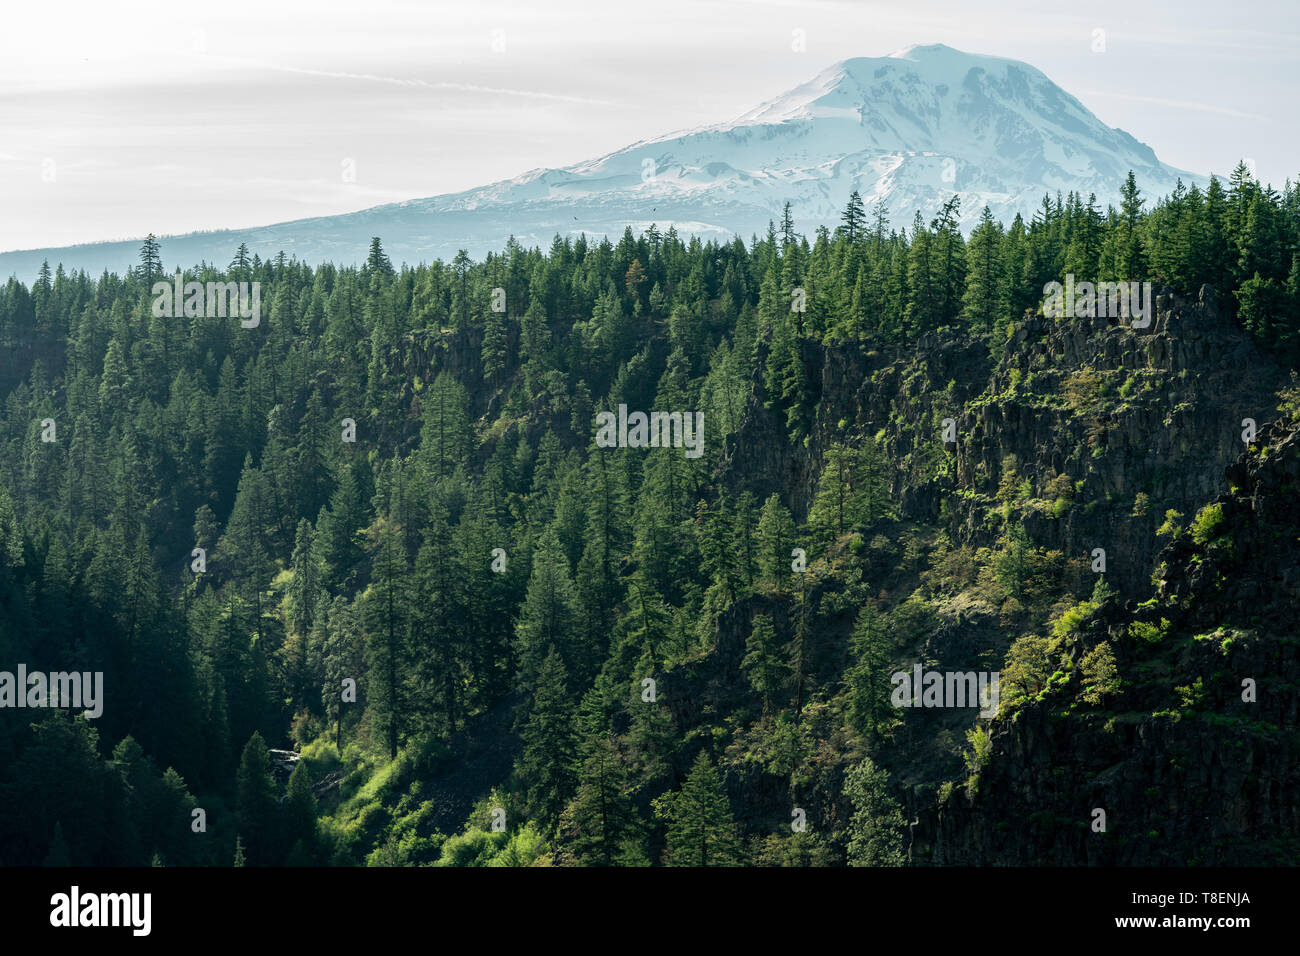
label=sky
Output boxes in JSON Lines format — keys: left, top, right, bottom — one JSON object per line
{"left": 1, "top": 0, "right": 1296, "bottom": 252}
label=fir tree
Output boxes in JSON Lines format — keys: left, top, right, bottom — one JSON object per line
{"left": 234, "top": 732, "right": 277, "bottom": 866}
{"left": 364, "top": 526, "right": 410, "bottom": 759}
{"left": 518, "top": 646, "right": 578, "bottom": 829}
{"left": 844, "top": 604, "right": 895, "bottom": 741}
{"left": 845, "top": 757, "right": 907, "bottom": 866}
{"left": 138, "top": 234, "right": 162, "bottom": 288}
{"left": 655, "top": 751, "right": 742, "bottom": 866}
{"left": 839, "top": 191, "right": 866, "bottom": 244}
{"left": 742, "top": 614, "right": 788, "bottom": 715}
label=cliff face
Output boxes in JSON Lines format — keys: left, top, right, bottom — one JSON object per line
{"left": 728, "top": 285, "right": 1286, "bottom": 595}
{"left": 922, "top": 419, "right": 1300, "bottom": 865}
{"left": 949, "top": 284, "right": 1285, "bottom": 596}
{"left": 706, "top": 286, "right": 1295, "bottom": 863}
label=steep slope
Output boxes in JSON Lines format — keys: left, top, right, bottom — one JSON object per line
{"left": 921, "top": 418, "right": 1300, "bottom": 865}
{"left": 0, "top": 44, "right": 1203, "bottom": 281}
{"left": 725, "top": 284, "right": 1286, "bottom": 596}
{"left": 704, "top": 285, "right": 1290, "bottom": 858}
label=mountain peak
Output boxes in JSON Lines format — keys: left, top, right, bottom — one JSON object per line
{"left": 0, "top": 45, "right": 1203, "bottom": 278}
{"left": 886, "top": 42, "right": 963, "bottom": 59}
{"left": 739, "top": 44, "right": 1054, "bottom": 128}
{"left": 841, "top": 43, "right": 1041, "bottom": 82}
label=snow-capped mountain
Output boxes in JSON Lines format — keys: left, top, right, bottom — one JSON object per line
{"left": 1, "top": 44, "right": 1204, "bottom": 280}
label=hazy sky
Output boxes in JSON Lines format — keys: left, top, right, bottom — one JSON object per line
{"left": 1, "top": 0, "right": 1295, "bottom": 252}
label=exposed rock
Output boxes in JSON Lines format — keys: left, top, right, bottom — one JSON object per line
{"left": 919, "top": 420, "right": 1300, "bottom": 865}
{"left": 268, "top": 748, "right": 300, "bottom": 787}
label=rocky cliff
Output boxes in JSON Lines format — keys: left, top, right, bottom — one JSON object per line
{"left": 922, "top": 418, "right": 1300, "bottom": 865}
{"left": 728, "top": 285, "right": 1286, "bottom": 596}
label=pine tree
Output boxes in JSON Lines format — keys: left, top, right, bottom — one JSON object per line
{"left": 807, "top": 441, "right": 890, "bottom": 544}
{"left": 315, "top": 464, "right": 369, "bottom": 590}
{"left": 697, "top": 497, "right": 740, "bottom": 608}
{"left": 905, "top": 211, "right": 938, "bottom": 336}
{"left": 286, "top": 518, "right": 321, "bottom": 638}
{"left": 138, "top": 234, "right": 162, "bottom": 288}
{"left": 839, "top": 191, "right": 866, "bottom": 244}
{"left": 1118, "top": 171, "right": 1147, "bottom": 279}
{"left": 559, "top": 728, "right": 635, "bottom": 865}
{"left": 364, "top": 526, "right": 410, "bottom": 759}
{"left": 931, "top": 194, "right": 966, "bottom": 322}
{"left": 655, "top": 751, "right": 742, "bottom": 866}
{"left": 780, "top": 201, "right": 796, "bottom": 248}
{"left": 481, "top": 307, "right": 509, "bottom": 386}
{"left": 844, "top": 604, "right": 895, "bottom": 741}
{"left": 763, "top": 308, "right": 810, "bottom": 443}
{"left": 218, "top": 456, "right": 276, "bottom": 627}
{"left": 320, "top": 597, "right": 363, "bottom": 752}
{"left": 513, "top": 530, "right": 582, "bottom": 692}
{"left": 756, "top": 493, "right": 796, "bottom": 591}
{"left": 419, "top": 371, "right": 473, "bottom": 480}
{"left": 230, "top": 243, "right": 252, "bottom": 276}
{"left": 411, "top": 500, "right": 462, "bottom": 733}
{"left": 364, "top": 237, "right": 394, "bottom": 278}
{"left": 845, "top": 757, "right": 907, "bottom": 865}
{"left": 962, "top": 206, "right": 1005, "bottom": 333}
{"left": 732, "top": 491, "right": 759, "bottom": 592}
{"left": 234, "top": 732, "right": 277, "bottom": 866}
{"left": 742, "top": 614, "right": 788, "bottom": 715}
{"left": 284, "top": 760, "right": 317, "bottom": 861}
{"left": 518, "top": 646, "right": 578, "bottom": 829}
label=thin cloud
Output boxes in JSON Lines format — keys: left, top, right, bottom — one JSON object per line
{"left": 1077, "top": 89, "right": 1272, "bottom": 123}
{"left": 201, "top": 54, "right": 614, "bottom": 106}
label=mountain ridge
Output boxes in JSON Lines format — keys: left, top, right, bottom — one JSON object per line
{"left": 1, "top": 43, "right": 1205, "bottom": 281}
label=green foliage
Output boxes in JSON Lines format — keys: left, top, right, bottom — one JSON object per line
{"left": 1052, "top": 599, "right": 1098, "bottom": 639}
{"left": 807, "top": 440, "right": 892, "bottom": 544}
{"left": 2, "top": 165, "right": 1295, "bottom": 867}
{"left": 963, "top": 725, "right": 993, "bottom": 780}
{"left": 557, "top": 729, "right": 638, "bottom": 866}
{"left": 517, "top": 647, "right": 578, "bottom": 829}
{"left": 844, "top": 604, "right": 897, "bottom": 742}
{"left": 1129, "top": 619, "right": 1171, "bottom": 644}
{"left": 844, "top": 757, "right": 906, "bottom": 866}
{"left": 653, "top": 751, "right": 742, "bottom": 866}
{"left": 1175, "top": 676, "right": 1206, "bottom": 711}
{"left": 1000, "top": 634, "right": 1062, "bottom": 710}
{"left": 1190, "top": 503, "right": 1227, "bottom": 545}
{"left": 486, "top": 823, "right": 549, "bottom": 866}
{"left": 1157, "top": 509, "right": 1184, "bottom": 539}
{"left": 1080, "top": 642, "right": 1120, "bottom": 705}
{"left": 756, "top": 493, "right": 797, "bottom": 591}
{"left": 434, "top": 828, "right": 510, "bottom": 867}
{"left": 235, "top": 732, "right": 278, "bottom": 866}
{"left": 742, "top": 615, "right": 788, "bottom": 715}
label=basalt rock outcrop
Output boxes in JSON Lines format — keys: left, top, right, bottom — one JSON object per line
{"left": 727, "top": 285, "right": 1286, "bottom": 598}
{"left": 919, "top": 419, "right": 1300, "bottom": 865}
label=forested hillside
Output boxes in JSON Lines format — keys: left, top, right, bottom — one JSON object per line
{"left": 0, "top": 163, "right": 1297, "bottom": 866}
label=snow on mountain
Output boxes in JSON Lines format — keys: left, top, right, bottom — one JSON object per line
{"left": 1, "top": 44, "right": 1204, "bottom": 280}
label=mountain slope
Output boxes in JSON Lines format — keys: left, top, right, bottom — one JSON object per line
{"left": 922, "top": 417, "right": 1300, "bottom": 865}
{"left": 0, "top": 44, "right": 1203, "bottom": 281}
